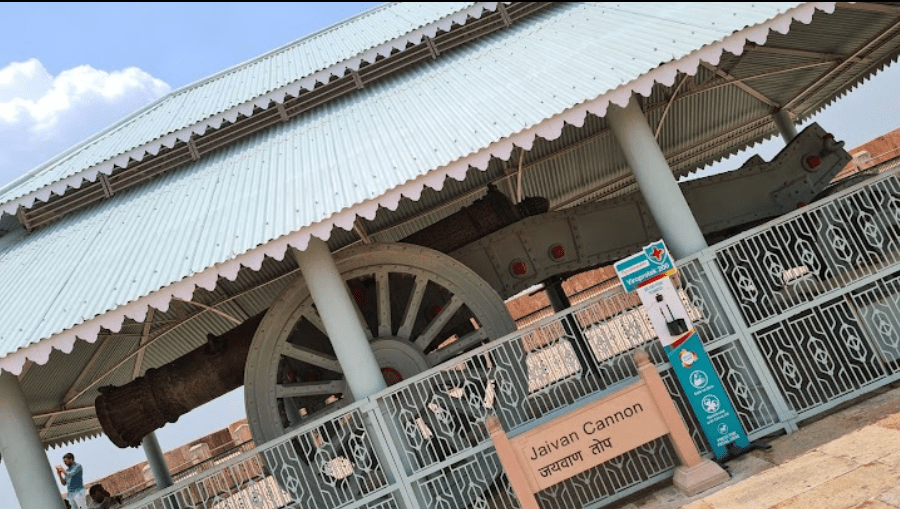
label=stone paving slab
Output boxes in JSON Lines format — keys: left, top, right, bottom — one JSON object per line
{"left": 772, "top": 462, "right": 898, "bottom": 509}
{"left": 854, "top": 501, "right": 899, "bottom": 509}
{"left": 610, "top": 386, "right": 900, "bottom": 509}
{"left": 681, "top": 452, "right": 860, "bottom": 509}
{"left": 876, "top": 413, "right": 900, "bottom": 431}
{"left": 815, "top": 425, "right": 900, "bottom": 465}
{"left": 876, "top": 485, "right": 900, "bottom": 507}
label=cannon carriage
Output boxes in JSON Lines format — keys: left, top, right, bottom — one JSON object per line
{"left": 95, "top": 119, "right": 852, "bottom": 449}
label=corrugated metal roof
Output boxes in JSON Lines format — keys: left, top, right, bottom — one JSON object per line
{"left": 5, "top": 1, "right": 900, "bottom": 446}
{"left": 0, "top": 2, "right": 496, "bottom": 213}
{"left": 0, "top": 2, "right": 829, "bottom": 371}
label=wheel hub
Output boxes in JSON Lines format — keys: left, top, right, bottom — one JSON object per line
{"left": 371, "top": 338, "right": 431, "bottom": 386}
{"left": 381, "top": 366, "right": 404, "bottom": 386}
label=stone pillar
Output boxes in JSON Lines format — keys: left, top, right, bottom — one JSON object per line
{"left": 606, "top": 95, "right": 708, "bottom": 259}
{"left": 141, "top": 432, "right": 174, "bottom": 488}
{"left": 772, "top": 109, "right": 798, "bottom": 144}
{"left": 293, "top": 237, "right": 387, "bottom": 400}
{"left": 0, "top": 371, "right": 67, "bottom": 509}
{"left": 634, "top": 350, "right": 729, "bottom": 496}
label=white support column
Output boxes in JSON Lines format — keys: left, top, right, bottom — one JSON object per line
{"left": 293, "top": 237, "right": 387, "bottom": 400}
{"left": 141, "top": 432, "right": 173, "bottom": 489}
{"left": 606, "top": 95, "right": 708, "bottom": 259}
{"left": 0, "top": 371, "right": 67, "bottom": 509}
{"left": 773, "top": 109, "right": 799, "bottom": 143}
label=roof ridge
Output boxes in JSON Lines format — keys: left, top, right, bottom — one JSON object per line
{"left": 166, "top": 2, "right": 399, "bottom": 98}
{"left": 0, "top": 2, "right": 488, "bottom": 208}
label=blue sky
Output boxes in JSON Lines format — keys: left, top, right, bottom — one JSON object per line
{"left": 1, "top": 2, "right": 899, "bottom": 506}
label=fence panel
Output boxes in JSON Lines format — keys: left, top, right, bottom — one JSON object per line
{"left": 130, "top": 404, "right": 407, "bottom": 509}
{"left": 711, "top": 171, "right": 900, "bottom": 427}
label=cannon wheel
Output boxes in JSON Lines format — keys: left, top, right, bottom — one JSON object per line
{"left": 244, "top": 242, "right": 516, "bottom": 444}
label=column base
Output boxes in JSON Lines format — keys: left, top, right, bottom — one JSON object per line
{"left": 673, "top": 459, "right": 730, "bottom": 497}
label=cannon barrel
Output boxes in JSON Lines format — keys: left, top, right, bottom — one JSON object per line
{"left": 95, "top": 312, "right": 265, "bottom": 448}
{"left": 401, "top": 184, "right": 548, "bottom": 253}
{"left": 93, "top": 188, "right": 545, "bottom": 448}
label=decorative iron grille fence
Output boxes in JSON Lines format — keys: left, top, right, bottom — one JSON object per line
{"left": 710, "top": 171, "right": 900, "bottom": 425}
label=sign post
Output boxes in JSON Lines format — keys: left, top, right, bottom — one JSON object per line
{"left": 614, "top": 241, "right": 753, "bottom": 461}
{"left": 487, "top": 350, "right": 729, "bottom": 507}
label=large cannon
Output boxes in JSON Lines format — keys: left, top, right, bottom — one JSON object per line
{"left": 96, "top": 123, "right": 850, "bottom": 448}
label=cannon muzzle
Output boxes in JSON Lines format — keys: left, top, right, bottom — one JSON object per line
{"left": 95, "top": 312, "right": 265, "bottom": 448}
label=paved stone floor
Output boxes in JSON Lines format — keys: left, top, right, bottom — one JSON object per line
{"left": 609, "top": 384, "right": 900, "bottom": 509}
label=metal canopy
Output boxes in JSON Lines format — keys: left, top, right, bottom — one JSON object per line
{"left": 2, "top": 2, "right": 899, "bottom": 447}
{"left": 0, "top": 2, "right": 486, "bottom": 213}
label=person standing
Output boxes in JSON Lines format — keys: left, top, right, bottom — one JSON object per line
{"left": 55, "top": 452, "right": 86, "bottom": 509}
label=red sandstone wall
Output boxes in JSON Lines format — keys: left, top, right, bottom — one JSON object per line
{"left": 505, "top": 266, "right": 622, "bottom": 327}
{"left": 85, "top": 418, "right": 253, "bottom": 498}
{"left": 835, "top": 127, "right": 900, "bottom": 180}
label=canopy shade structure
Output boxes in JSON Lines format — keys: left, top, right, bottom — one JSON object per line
{"left": 1, "top": 1, "right": 898, "bottom": 448}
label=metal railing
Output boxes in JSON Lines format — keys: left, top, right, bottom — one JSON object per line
{"left": 130, "top": 167, "right": 900, "bottom": 509}
{"left": 118, "top": 441, "right": 256, "bottom": 505}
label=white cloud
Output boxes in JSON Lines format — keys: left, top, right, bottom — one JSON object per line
{"left": 0, "top": 58, "right": 53, "bottom": 102}
{"left": 0, "top": 59, "right": 171, "bottom": 188}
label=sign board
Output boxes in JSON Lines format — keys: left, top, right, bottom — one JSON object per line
{"left": 487, "top": 351, "right": 728, "bottom": 509}
{"left": 663, "top": 331, "right": 749, "bottom": 454}
{"left": 613, "top": 240, "right": 675, "bottom": 293}
{"left": 615, "top": 241, "right": 752, "bottom": 461}
{"left": 510, "top": 383, "right": 667, "bottom": 491}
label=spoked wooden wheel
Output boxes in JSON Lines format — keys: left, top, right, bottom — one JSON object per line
{"left": 244, "top": 243, "right": 516, "bottom": 445}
